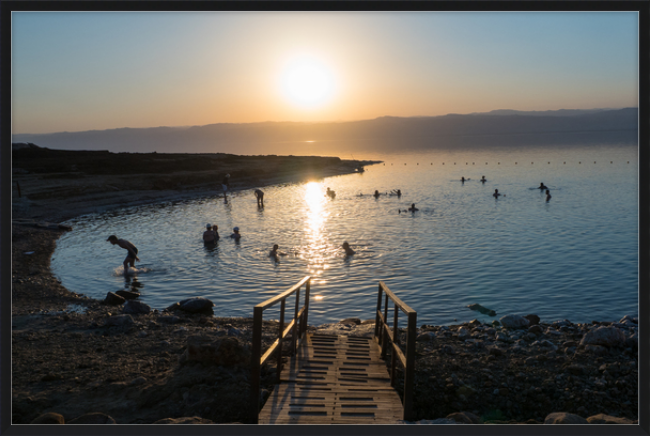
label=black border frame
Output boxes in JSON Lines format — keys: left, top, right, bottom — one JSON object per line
{"left": 2, "top": 2, "right": 648, "bottom": 436}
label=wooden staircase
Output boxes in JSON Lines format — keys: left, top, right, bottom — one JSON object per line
{"left": 258, "top": 332, "right": 404, "bottom": 424}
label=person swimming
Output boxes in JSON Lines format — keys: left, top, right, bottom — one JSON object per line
{"left": 342, "top": 241, "right": 355, "bottom": 256}
{"left": 539, "top": 182, "right": 548, "bottom": 190}
{"left": 545, "top": 189, "right": 552, "bottom": 201}
{"left": 373, "top": 190, "right": 380, "bottom": 199}
{"left": 493, "top": 189, "right": 501, "bottom": 198}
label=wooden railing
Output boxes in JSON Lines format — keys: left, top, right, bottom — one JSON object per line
{"left": 249, "top": 276, "right": 311, "bottom": 424}
{"left": 373, "top": 281, "right": 417, "bottom": 421}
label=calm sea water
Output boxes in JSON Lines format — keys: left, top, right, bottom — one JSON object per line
{"left": 50, "top": 144, "right": 639, "bottom": 326}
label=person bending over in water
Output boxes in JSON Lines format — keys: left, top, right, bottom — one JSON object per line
{"left": 342, "top": 242, "right": 355, "bottom": 256}
{"left": 203, "top": 224, "right": 218, "bottom": 244}
{"left": 493, "top": 189, "right": 501, "bottom": 198}
{"left": 254, "top": 189, "right": 264, "bottom": 206}
{"left": 230, "top": 227, "right": 241, "bottom": 241}
{"left": 545, "top": 189, "right": 552, "bottom": 202}
{"left": 539, "top": 182, "right": 548, "bottom": 190}
{"left": 107, "top": 235, "right": 140, "bottom": 274}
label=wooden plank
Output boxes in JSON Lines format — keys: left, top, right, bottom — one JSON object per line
{"left": 258, "top": 332, "right": 404, "bottom": 424}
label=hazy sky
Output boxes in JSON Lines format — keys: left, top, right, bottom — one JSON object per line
{"left": 12, "top": 11, "right": 639, "bottom": 134}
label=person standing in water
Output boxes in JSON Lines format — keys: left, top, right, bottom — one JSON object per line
{"left": 254, "top": 189, "right": 264, "bottom": 207}
{"left": 342, "top": 242, "right": 355, "bottom": 256}
{"left": 493, "top": 189, "right": 501, "bottom": 198}
{"left": 222, "top": 174, "right": 231, "bottom": 202}
{"left": 203, "top": 224, "right": 218, "bottom": 244}
{"left": 269, "top": 244, "right": 287, "bottom": 259}
{"left": 539, "top": 182, "right": 548, "bottom": 190}
{"left": 481, "top": 176, "right": 487, "bottom": 183}
{"left": 230, "top": 227, "right": 241, "bottom": 241}
{"left": 545, "top": 189, "right": 552, "bottom": 202}
{"left": 107, "top": 235, "right": 139, "bottom": 274}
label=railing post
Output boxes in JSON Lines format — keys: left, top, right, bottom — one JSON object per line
{"left": 375, "top": 283, "right": 382, "bottom": 340}
{"left": 292, "top": 287, "right": 300, "bottom": 354}
{"left": 250, "top": 306, "right": 263, "bottom": 424}
{"left": 390, "top": 304, "right": 398, "bottom": 386}
{"left": 277, "top": 300, "right": 286, "bottom": 384}
{"left": 381, "top": 294, "right": 389, "bottom": 359}
{"left": 403, "top": 311, "right": 417, "bottom": 421}
{"left": 301, "top": 279, "right": 310, "bottom": 337}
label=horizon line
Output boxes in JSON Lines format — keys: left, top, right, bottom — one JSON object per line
{"left": 12, "top": 106, "right": 637, "bottom": 137}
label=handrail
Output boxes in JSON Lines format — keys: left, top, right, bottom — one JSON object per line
{"left": 249, "top": 276, "right": 311, "bottom": 424}
{"left": 373, "top": 281, "right": 417, "bottom": 421}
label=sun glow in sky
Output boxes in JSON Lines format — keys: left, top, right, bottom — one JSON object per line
{"left": 10, "top": 10, "right": 640, "bottom": 134}
{"left": 279, "top": 55, "right": 336, "bottom": 108}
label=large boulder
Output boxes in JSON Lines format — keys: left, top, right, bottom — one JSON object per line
{"left": 115, "top": 290, "right": 140, "bottom": 300}
{"left": 524, "top": 314, "right": 540, "bottom": 326}
{"left": 544, "top": 412, "right": 588, "bottom": 424}
{"left": 68, "top": 412, "right": 116, "bottom": 424}
{"left": 30, "top": 412, "right": 65, "bottom": 424}
{"left": 499, "top": 315, "right": 530, "bottom": 329}
{"left": 170, "top": 297, "right": 215, "bottom": 314}
{"left": 580, "top": 326, "right": 625, "bottom": 347}
{"left": 180, "top": 335, "right": 250, "bottom": 366}
{"left": 105, "top": 292, "right": 125, "bottom": 305}
{"left": 123, "top": 300, "right": 151, "bottom": 315}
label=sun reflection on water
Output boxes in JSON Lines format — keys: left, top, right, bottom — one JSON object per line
{"left": 302, "top": 182, "right": 330, "bottom": 280}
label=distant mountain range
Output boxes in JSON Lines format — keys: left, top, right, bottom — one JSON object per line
{"left": 13, "top": 108, "right": 638, "bottom": 155}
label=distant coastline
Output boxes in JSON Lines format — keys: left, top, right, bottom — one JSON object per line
{"left": 12, "top": 108, "right": 638, "bottom": 156}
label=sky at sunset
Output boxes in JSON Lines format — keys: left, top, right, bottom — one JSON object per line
{"left": 12, "top": 11, "right": 639, "bottom": 134}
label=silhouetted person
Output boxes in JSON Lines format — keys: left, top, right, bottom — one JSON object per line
{"left": 269, "top": 244, "right": 287, "bottom": 259}
{"left": 230, "top": 227, "right": 241, "bottom": 241}
{"left": 222, "top": 174, "right": 230, "bottom": 202}
{"left": 342, "top": 242, "right": 355, "bottom": 256}
{"left": 461, "top": 177, "right": 466, "bottom": 183}
{"left": 545, "top": 189, "right": 552, "bottom": 202}
{"left": 373, "top": 190, "right": 380, "bottom": 199}
{"left": 481, "top": 176, "right": 487, "bottom": 183}
{"left": 408, "top": 203, "right": 419, "bottom": 212}
{"left": 107, "top": 235, "right": 139, "bottom": 274}
{"left": 539, "top": 183, "right": 548, "bottom": 190}
{"left": 254, "top": 189, "right": 264, "bottom": 206}
{"left": 326, "top": 187, "right": 336, "bottom": 199}
{"left": 493, "top": 189, "right": 501, "bottom": 198}
{"left": 203, "top": 224, "right": 218, "bottom": 244}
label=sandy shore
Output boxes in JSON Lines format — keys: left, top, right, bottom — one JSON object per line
{"left": 10, "top": 146, "right": 638, "bottom": 425}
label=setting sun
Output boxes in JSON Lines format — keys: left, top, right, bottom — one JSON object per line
{"left": 279, "top": 56, "right": 335, "bottom": 108}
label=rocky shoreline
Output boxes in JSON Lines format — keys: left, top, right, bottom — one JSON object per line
{"left": 10, "top": 147, "right": 638, "bottom": 425}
